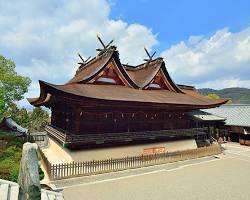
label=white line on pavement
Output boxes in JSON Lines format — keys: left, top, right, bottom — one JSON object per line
{"left": 226, "top": 155, "right": 250, "bottom": 163}
{"left": 225, "top": 144, "right": 250, "bottom": 150}
{"left": 226, "top": 151, "right": 250, "bottom": 158}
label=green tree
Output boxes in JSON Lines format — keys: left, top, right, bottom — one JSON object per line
{"left": 29, "top": 107, "right": 50, "bottom": 132}
{"left": 4, "top": 104, "right": 50, "bottom": 132}
{"left": 4, "top": 103, "right": 31, "bottom": 128}
{"left": 207, "top": 93, "right": 220, "bottom": 100}
{"left": 0, "top": 55, "right": 31, "bottom": 117}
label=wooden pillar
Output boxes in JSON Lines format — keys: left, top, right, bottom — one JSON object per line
{"left": 74, "top": 107, "right": 81, "bottom": 134}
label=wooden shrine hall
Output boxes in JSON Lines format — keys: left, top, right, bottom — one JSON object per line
{"left": 28, "top": 37, "right": 228, "bottom": 149}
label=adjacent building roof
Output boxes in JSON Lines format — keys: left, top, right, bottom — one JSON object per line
{"left": 0, "top": 179, "right": 64, "bottom": 200}
{"left": 0, "top": 117, "right": 28, "bottom": 136}
{"left": 28, "top": 46, "right": 228, "bottom": 109}
{"left": 188, "top": 110, "right": 226, "bottom": 122}
{"left": 203, "top": 104, "right": 250, "bottom": 127}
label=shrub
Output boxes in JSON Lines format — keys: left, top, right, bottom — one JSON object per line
{"left": 0, "top": 132, "right": 45, "bottom": 182}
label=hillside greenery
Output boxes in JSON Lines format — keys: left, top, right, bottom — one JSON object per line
{"left": 198, "top": 87, "right": 250, "bottom": 104}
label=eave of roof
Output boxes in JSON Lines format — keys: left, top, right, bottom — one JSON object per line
{"left": 28, "top": 81, "right": 228, "bottom": 108}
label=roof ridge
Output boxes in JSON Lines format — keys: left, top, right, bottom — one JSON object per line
{"left": 124, "top": 57, "right": 163, "bottom": 71}
{"left": 75, "top": 47, "right": 116, "bottom": 75}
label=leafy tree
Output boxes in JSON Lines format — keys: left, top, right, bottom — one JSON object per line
{"left": 207, "top": 93, "right": 232, "bottom": 104}
{"left": 207, "top": 93, "right": 220, "bottom": 100}
{"left": 4, "top": 103, "right": 31, "bottom": 128}
{"left": 29, "top": 107, "right": 50, "bottom": 132}
{"left": 0, "top": 55, "right": 31, "bottom": 117}
{"left": 4, "top": 104, "right": 50, "bottom": 132}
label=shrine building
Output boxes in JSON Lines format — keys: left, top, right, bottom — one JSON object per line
{"left": 28, "top": 38, "right": 228, "bottom": 149}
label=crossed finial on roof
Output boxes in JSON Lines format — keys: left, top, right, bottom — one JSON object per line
{"left": 77, "top": 53, "right": 91, "bottom": 67}
{"left": 96, "top": 34, "right": 114, "bottom": 52}
{"left": 144, "top": 47, "right": 156, "bottom": 62}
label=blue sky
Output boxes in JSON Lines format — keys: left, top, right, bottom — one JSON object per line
{"left": 110, "top": 0, "right": 250, "bottom": 51}
{"left": 0, "top": 0, "right": 250, "bottom": 109}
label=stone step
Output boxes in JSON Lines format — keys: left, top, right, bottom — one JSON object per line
{"left": 0, "top": 183, "right": 9, "bottom": 200}
{"left": 9, "top": 185, "right": 19, "bottom": 200}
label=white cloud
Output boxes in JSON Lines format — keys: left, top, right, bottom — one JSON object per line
{"left": 196, "top": 78, "right": 250, "bottom": 89}
{"left": 1, "top": 0, "right": 250, "bottom": 110}
{"left": 161, "top": 27, "right": 250, "bottom": 87}
{"left": 0, "top": 0, "right": 158, "bottom": 108}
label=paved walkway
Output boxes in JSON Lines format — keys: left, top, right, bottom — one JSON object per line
{"left": 58, "top": 143, "right": 250, "bottom": 200}
{"left": 53, "top": 156, "right": 217, "bottom": 188}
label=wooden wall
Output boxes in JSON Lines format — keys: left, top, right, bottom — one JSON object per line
{"left": 50, "top": 102, "right": 191, "bottom": 135}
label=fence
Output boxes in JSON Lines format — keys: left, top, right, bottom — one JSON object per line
{"left": 29, "top": 133, "right": 49, "bottom": 148}
{"left": 39, "top": 144, "right": 221, "bottom": 180}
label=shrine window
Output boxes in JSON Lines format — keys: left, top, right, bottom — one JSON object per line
{"left": 148, "top": 83, "right": 161, "bottom": 89}
{"left": 95, "top": 77, "right": 116, "bottom": 84}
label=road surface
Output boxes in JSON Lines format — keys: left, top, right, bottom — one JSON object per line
{"left": 57, "top": 143, "right": 250, "bottom": 200}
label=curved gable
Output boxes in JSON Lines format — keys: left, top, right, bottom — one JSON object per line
{"left": 88, "top": 59, "right": 130, "bottom": 86}
{"left": 125, "top": 59, "right": 162, "bottom": 88}
{"left": 67, "top": 49, "right": 139, "bottom": 88}
{"left": 68, "top": 50, "right": 114, "bottom": 84}
{"left": 144, "top": 69, "right": 173, "bottom": 90}
{"left": 160, "top": 62, "right": 183, "bottom": 93}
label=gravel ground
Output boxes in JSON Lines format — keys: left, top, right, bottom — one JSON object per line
{"left": 62, "top": 143, "right": 250, "bottom": 200}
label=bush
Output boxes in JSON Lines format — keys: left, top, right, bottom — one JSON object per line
{"left": 9, "top": 165, "right": 19, "bottom": 182}
{"left": 39, "top": 166, "right": 45, "bottom": 180}
{"left": 0, "top": 132, "right": 44, "bottom": 182}
{"left": 0, "top": 144, "right": 22, "bottom": 182}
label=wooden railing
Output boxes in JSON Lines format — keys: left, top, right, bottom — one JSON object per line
{"left": 45, "top": 126, "right": 66, "bottom": 144}
{"left": 45, "top": 125, "right": 208, "bottom": 145}
{"left": 29, "top": 134, "right": 46, "bottom": 142}
{"left": 39, "top": 144, "right": 221, "bottom": 180}
{"left": 28, "top": 133, "right": 49, "bottom": 148}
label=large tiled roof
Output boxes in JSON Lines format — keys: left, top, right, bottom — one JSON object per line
{"left": 203, "top": 104, "right": 250, "bottom": 127}
{"left": 27, "top": 46, "right": 228, "bottom": 108}
{"left": 29, "top": 81, "right": 227, "bottom": 109}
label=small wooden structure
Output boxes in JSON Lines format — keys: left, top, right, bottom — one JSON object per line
{"left": 28, "top": 37, "right": 228, "bottom": 149}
